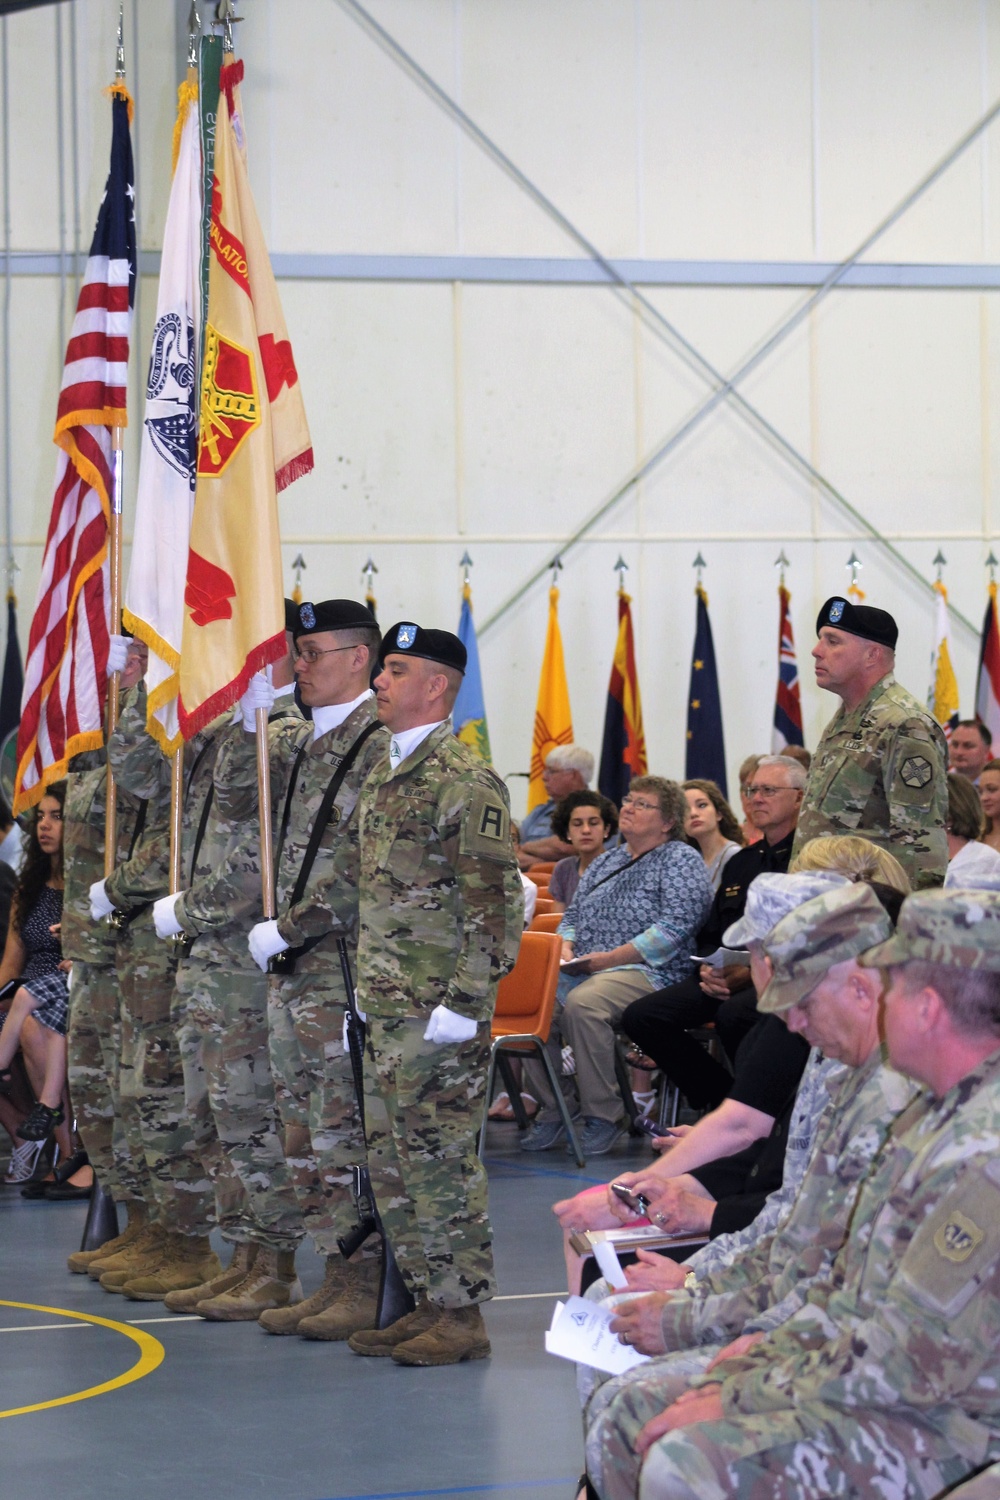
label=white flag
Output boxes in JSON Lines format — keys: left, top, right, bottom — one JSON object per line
{"left": 123, "top": 81, "right": 202, "bottom": 753}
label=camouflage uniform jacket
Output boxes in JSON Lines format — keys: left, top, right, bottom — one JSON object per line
{"left": 659, "top": 1047, "right": 917, "bottom": 1348}
{"left": 792, "top": 672, "right": 948, "bottom": 889}
{"left": 62, "top": 750, "right": 141, "bottom": 964}
{"left": 174, "top": 700, "right": 303, "bottom": 970}
{"left": 357, "top": 722, "right": 524, "bottom": 1022}
{"left": 216, "top": 695, "right": 387, "bottom": 972}
{"left": 718, "top": 1046, "right": 1000, "bottom": 1468}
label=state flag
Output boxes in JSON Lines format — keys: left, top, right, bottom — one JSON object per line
{"left": 685, "top": 585, "right": 727, "bottom": 796}
{"left": 598, "top": 588, "right": 647, "bottom": 806}
{"left": 528, "top": 586, "right": 573, "bottom": 811}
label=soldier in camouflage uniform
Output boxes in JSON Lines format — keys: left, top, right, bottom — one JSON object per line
{"left": 86, "top": 682, "right": 221, "bottom": 1300}
{"left": 792, "top": 595, "right": 948, "bottom": 889}
{"left": 244, "top": 599, "right": 388, "bottom": 1339}
{"left": 346, "top": 622, "right": 523, "bottom": 1368}
{"left": 152, "top": 619, "right": 309, "bottom": 1319}
{"left": 65, "top": 637, "right": 157, "bottom": 1273}
{"left": 587, "top": 882, "right": 917, "bottom": 1498}
{"left": 600, "top": 888, "right": 1000, "bottom": 1500}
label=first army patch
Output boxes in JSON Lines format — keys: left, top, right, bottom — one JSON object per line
{"left": 461, "top": 786, "right": 511, "bottom": 860}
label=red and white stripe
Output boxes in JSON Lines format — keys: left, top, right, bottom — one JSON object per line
{"left": 55, "top": 255, "right": 131, "bottom": 425}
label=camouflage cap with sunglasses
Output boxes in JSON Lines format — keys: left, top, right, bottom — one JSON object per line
{"left": 757, "top": 883, "right": 893, "bottom": 1015}
{"left": 722, "top": 869, "right": 850, "bottom": 949}
{"left": 860, "top": 888, "right": 1000, "bottom": 973}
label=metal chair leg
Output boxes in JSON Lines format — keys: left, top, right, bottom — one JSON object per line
{"left": 536, "top": 1040, "right": 584, "bottom": 1167}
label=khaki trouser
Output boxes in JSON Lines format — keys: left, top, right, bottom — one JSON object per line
{"left": 525, "top": 969, "right": 654, "bottom": 1125}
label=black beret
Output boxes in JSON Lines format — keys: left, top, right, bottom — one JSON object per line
{"left": 284, "top": 598, "right": 300, "bottom": 634}
{"left": 816, "top": 596, "right": 898, "bottom": 650}
{"left": 380, "top": 621, "right": 467, "bottom": 675}
{"left": 295, "top": 599, "right": 375, "bottom": 638}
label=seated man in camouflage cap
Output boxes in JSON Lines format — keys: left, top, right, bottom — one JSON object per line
{"left": 793, "top": 595, "right": 948, "bottom": 889}
{"left": 604, "top": 887, "right": 1000, "bottom": 1500}
{"left": 587, "top": 881, "right": 914, "bottom": 1500}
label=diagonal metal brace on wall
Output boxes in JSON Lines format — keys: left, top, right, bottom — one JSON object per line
{"left": 335, "top": 0, "right": 993, "bottom": 639}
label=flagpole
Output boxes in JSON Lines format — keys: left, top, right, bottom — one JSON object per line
{"left": 103, "top": 10, "right": 127, "bottom": 876}
{"left": 216, "top": 4, "right": 273, "bottom": 917}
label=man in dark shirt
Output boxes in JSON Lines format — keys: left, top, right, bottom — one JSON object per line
{"left": 622, "top": 755, "right": 805, "bottom": 1110}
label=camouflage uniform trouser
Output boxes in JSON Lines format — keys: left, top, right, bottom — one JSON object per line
{"left": 599, "top": 1371, "right": 973, "bottom": 1500}
{"left": 175, "top": 959, "right": 302, "bottom": 1252}
{"left": 364, "top": 1014, "right": 496, "bottom": 1307}
{"left": 116, "top": 924, "right": 216, "bottom": 1237}
{"left": 267, "top": 969, "right": 366, "bottom": 1258}
{"left": 66, "top": 960, "right": 152, "bottom": 1205}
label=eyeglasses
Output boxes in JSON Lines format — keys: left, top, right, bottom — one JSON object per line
{"left": 745, "top": 783, "right": 799, "bottom": 799}
{"left": 621, "top": 796, "right": 661, "bottom": 812}
{"left": 294, "top": 645, "right": 357, "bottom": 665}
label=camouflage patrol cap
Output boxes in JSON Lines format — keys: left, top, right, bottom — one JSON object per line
{"left": 723, "top": 869, "right": 851, "bottom": 948}
{"left": 816, "top": 596, "right": 898, "bottom": 650}
{"left": 758, "top": 883, "right": 892, "bottom": 1015}
{"left": 860, "top": 888, "right": 1000, "bottom": 973}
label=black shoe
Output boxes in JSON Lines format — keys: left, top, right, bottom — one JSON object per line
{"left": 51, "top": 1149, "right": 89, "bottom": 1185}
{"left": 44, "top": 1178, "right": 93, "bottom": 1202}
{"left": 18, "top": 1102, "right": 65, "bottom": 1141}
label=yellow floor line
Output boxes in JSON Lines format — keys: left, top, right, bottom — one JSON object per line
{"left": 0, "top": 1300, "right": 164, "bottom": 1419}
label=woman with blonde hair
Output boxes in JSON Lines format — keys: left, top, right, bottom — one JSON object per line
{"left": 790, "top": 834, "right": 911, "bottom": 894}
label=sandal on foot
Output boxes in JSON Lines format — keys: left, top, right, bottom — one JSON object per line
{"left": 18, "top": 1101, "right": 65, "bottom": 1141}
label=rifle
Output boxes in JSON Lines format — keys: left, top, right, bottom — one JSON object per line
{"left": 336, "top": 936, "right": 415, "bottom": 1329}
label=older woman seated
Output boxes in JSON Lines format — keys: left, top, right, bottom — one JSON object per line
{"left": 520, "top": 776, "right": 712, "bottom": 1158}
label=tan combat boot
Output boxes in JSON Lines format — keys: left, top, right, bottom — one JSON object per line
{"left": 391, "top": 1305, "right": 491, "bottom": 1366}
{"left": 197, "top": 1248, "right": 302, "bottom": 1321}
{"left": 119, "top": 1234, "right": 222, "bottom": 1302}
{"left": 68, "top": 1201, "right": 149, "bottom": 1274}
{"left": 347, "top": 1296, "right": 438, "bottom": 1357}
{"left": 258, "top": 1254, "right": 349, "bottom": 1335}
{"left": 163, "top": 1242, "right": 258, "bottom": 1312}
{"left": 297, "top": 1254, "right": 382, "bottom": 1341}
{"left": 95, "top": 1225, "right": 170, "bottom": 1290}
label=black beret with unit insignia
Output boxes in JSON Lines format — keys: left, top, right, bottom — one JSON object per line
{"left": 816, "top": 596, "right": 898, "bottom": 650}
{"left": 295, "top": 599, "right": 375, "bottom": 638}
{"left": 380, "top": 622, "right": 467, "bottom": 676}
{"left": 284, "top": 598, "right": 300, "bottom": 634}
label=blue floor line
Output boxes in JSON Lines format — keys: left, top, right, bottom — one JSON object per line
{"left": 318, "top": 1480, "right": 576, "bottom": 1500}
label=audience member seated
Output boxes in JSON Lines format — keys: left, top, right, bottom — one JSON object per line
{"left": 519, "top": 776, "right": 712, "bottom": 1158}
{"left": 682, "top": 781, "right": 744, "bottom": 891}
{"left": 790, "top": 831, "right": 911, "bottom": 891}
{"left": 516, "top": 744, "right": 595, "bottom": 869}
{"left": 979, "top": 757, "right": 1000, "bottom": 855}
{"left": 621, "top": 755, "right": 805, "bottom": 1106}
{"left": 943, "top": 773, "right": 1000, "bottom": 885}
{"left": 780, "top": 743, "right": 811, "bottom": 774}
{"left": 548, "top": 791, "right": 619, "bottom": 911}
{"left": 736, "top": 753, "right": 765, "bottom": 846}
{"left": 552, "top": 871, "right": 852, "bottom": 1284}
{"left": 0, "top": 785, "right": 74, "bottom": 1165}
{"left": 949, "top": 717, "right": 993, "bottom": 785}
{"left": 583, "top": 882, "right": 917, "bottom": 1500}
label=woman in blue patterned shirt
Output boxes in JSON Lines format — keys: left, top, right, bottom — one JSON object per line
{"left": 521, "top": 777, "right": 713, "bottom": 1158}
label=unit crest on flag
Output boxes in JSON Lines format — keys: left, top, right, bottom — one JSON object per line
{"left": 198, "top": 325, "right": 261, "bottom": 475}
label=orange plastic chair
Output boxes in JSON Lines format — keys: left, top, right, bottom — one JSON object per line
{"left": 529, "top": 912, "right": 562, "bottom": 933}
{"left": 533, "top": 897, "right": 556, "bottom": 916}
{"left": 527, "top": 861, "right": 557, "bottom": 877}
{"left": 479, "top": 931, "right": 584, "bottom": 1167}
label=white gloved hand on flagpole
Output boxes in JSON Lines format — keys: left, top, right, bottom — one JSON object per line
{"left": 153, "top": 893, "right": 184, "bottom": 939}
{"left": 89, "top": 880, "right": 115, "bottom": 921}
{"left": 240, "top": 671, "right": 275, "bottom": 732}
{"left": 107, "top": 634, "right": 130, "bottom": 674}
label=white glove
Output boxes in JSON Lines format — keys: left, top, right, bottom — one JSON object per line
{"left": 248, "top": 919, "right": 288, "bottom": 972}
{"left": 89, "top": 880, "right": 115, "bottom": 920}
{"left": 107, "top": 633, "right": 130, "bottom": 674}
{"left": 341, "top": 1003, "right": 367, "bottom": 1049}
{"left": 240, "top": 671, "right": 274, "bottom": 732}
{"left": 423, "top": 1004, "right": 479, "bottom": 1046}
{"left": 153, "top": 893, "right": 184, "bottom": 939}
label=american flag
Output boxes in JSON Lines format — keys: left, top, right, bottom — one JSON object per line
{"left": 772, "top": 583, "right": 804, "bottom": 752}
{"left": 14, "top": 90, "right": 136, "bottom": 813}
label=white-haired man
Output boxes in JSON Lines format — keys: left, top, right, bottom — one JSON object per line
{"left": 517, "top": 745, "right": 596, "bottom": 868}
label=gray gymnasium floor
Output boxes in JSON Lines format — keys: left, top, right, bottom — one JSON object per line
{"left": 0, "top": 1124, "right": 653, "bottom": 1500}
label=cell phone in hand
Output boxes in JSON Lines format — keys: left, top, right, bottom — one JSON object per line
{"left": 611, "top": 1181, "right": 650, "bottom": 1216}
